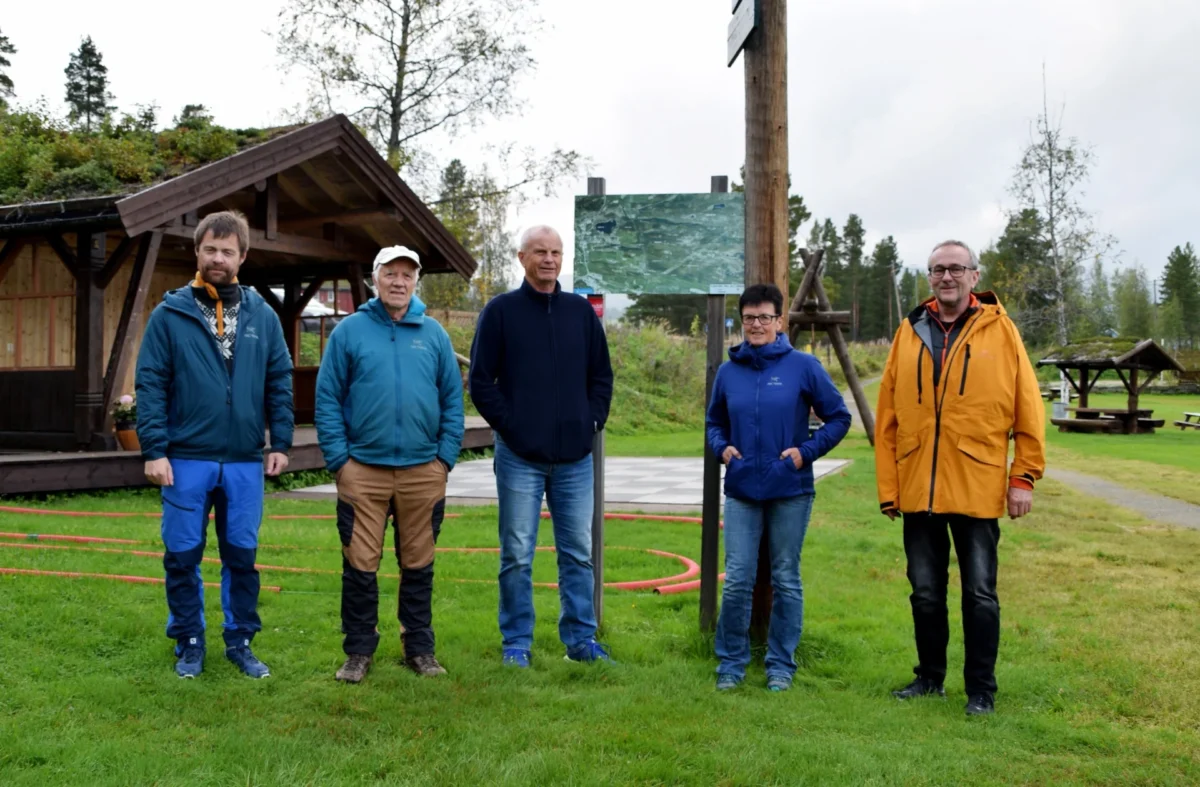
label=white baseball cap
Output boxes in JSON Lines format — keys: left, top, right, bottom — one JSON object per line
{"left": 372, "top": 245, "right": 421, "bottom": 273}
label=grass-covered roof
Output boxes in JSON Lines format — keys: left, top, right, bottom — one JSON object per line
{"left": 0, "top": 106, "right": 297, "bottom": 205}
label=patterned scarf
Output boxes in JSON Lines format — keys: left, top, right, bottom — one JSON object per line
{"left": 191, "top": 271, "right": 239, "bottom": 336}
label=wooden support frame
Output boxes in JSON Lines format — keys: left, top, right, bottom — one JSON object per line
{"left": 159, "top": 224, "right": 373, "bottom": 264}
{"left": 787, "top": 248, "right": 877, "bottom": 444}
{"left": 0, "top": 238, "right": 28, "bottom": 286}
{"left": 45, "top": 233, "right": 78, "bottom": 277}
{"left": 96, "top": 235, "right": 138, "bottom": 289}
{"left": 73, "top": 231, "right": 107, "bottom": 449}
{"left": 254, "top": 175, "right": 280, "bottom": 240}
{"left": 102, "top": 231, "right": 163, "bottom": 429}
{"left": 279, "top": 206, "right": 400, "bottom": 233}
{"left": 347, "top": 262, "right": 369, "bottom": 308}
{"left": 253, "top": 284, "right": 285, "bottom": 314}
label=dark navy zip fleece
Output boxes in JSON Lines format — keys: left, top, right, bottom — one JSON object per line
{"left": 136, "top": 286, "right": 294, "bottom": 463}
{"left": 468, "top": 279, "right": 614, "bottom": 464}
{"left": 706, "top": 334, "right": 851, "bottom": 501}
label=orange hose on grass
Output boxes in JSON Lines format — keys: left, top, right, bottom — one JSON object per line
{"left": 0, "top": 566, "right": 281, "bottom": 592}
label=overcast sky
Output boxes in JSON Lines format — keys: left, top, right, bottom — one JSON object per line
{"left": 6, "top": 0, "right": 1197, "bottom": 297}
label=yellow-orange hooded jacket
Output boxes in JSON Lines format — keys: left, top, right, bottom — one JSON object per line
{"left": 874, "top": 291, "right": 1045, "bottom": 520}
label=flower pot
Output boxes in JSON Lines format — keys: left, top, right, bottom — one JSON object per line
{"left": 115, "top": 423, "right": 140, "bottom": 452}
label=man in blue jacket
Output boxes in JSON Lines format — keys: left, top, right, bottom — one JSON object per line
{"left": 469, "top": 225, "right": 614, "bottom": 668}
{"left": 315, "top": 246, "right": 464, "bottom": 684}
{"left": 705, "top": 283, "right": 851, "bottom": 691}
{"left": 136, "top": 210, "right": 294, "bottom": 679}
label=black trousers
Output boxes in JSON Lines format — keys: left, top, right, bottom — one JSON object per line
{"left": 902, "top": 513, "right": 1001, "bottom": 695}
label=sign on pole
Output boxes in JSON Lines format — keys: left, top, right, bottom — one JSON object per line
{"left": 587, "top": 294, "right": 605, "bottom": 318}
{"left": 727, "top": 0, "right": 757, "bottom": 67}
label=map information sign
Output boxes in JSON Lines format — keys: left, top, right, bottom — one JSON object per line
{"left": 573, "top": 192, "right": 745, "bottom": 295}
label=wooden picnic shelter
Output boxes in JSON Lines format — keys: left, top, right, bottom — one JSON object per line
{"left": 1038, "top": 338, "right": 1185, "bottom": 435}
{"left": 0, "top": 114, "right": 489, "bottom": 493}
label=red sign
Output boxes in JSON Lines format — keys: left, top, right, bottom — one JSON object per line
{"left": 587, "top": 294, "right": 605, "bottom": 318}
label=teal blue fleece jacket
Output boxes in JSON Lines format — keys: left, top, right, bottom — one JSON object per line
{"left": 314, "top": 295, "right": 464, "bottom": 473}
{"left": 135, "top": 286, "right": 294, "bottom": 463}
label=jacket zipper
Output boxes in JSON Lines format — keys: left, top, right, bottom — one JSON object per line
{"left": 754, "top": 366, "right": 762, "bottom": 499}
{"left": 959, "top": 344, "right": 971, "bottom": 396}
{"left": 391, "top": 316, "right": 401, "bottom": 466}
{"left": 548, "top": 295, "right": 561, "bottom": 458}
{"left": 926, "top": 312, "right": 983, "bottom": 513}
{"left": 917, "top": 348, "right": 924, "bottom": 405}
{"left": 174, "top": 295, "right": 242, "bottom": 459}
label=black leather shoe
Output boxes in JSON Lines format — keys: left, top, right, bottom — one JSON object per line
{"left": 965, "top": 693, "right": 995, "bottom": 716}
{"left": 891, "top": 677, "right": 946, "bottom": 699}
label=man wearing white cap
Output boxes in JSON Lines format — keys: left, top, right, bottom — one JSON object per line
{"left": 314, "top": 246, "right": 465, "bottom": 684}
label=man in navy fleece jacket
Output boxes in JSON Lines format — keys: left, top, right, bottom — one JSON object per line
{"left": 469, "top": 225, "right": 614, "bottom": 667}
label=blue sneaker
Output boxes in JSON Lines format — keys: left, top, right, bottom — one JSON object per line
{"left": 175, "top": 644, "right": 205, "bottom": 679}
{"left": 225, "top": 641, "right": 270, "bottom": 679}
{"left": 565, "top": 641, "right": 614, "bottom": 664}
{"left": 767, "top": 674, "right": 792, "bottom": 692}
{"left": 716, "top": 673, "right": 741, "bottom": 691}
{"left": 502, "top": 648, "right": 531, "bottom": 668}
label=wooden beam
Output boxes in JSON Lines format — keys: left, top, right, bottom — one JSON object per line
{"left": 254, "top": 175, "right": 279, "bottom": 240}
{"left": 74, "top": 232, "right": 107, "bottom": 449}
{"left": 788, "top": 310, "right": 851, "bottom": 326}
{"left": 45, "top": 233, "right": 78, "bottom": 277}
{"left": 253, "top": 283, "right": 285, "bottom": 314}
{"left": 0, "top": 238, "right": 28, "bottom": 287}
{"left": 275, "top": 171, "right": 325, "bottom": 214}
{"left": 278, "top": 207, "right": 401, "bottom": 233}
{"left": 96, "top": 235, "right": 138, "bottom": 289}
{"left": 293, "top": 277, "right": 326, "bottom": 318}
{"left": 347, "top": 262, "right": 369, "bottom": 308}
{"left": 160, "top": 224, "right": 373, "bottom": 263}
{"left": 102, "top": 232, "right": 162, "bottom": 429}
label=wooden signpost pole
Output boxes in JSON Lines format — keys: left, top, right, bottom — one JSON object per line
{"left": 587, "top": 176, "right": 608, "bottom": 628}
{"left": 700, "top": 176, "right": 730, "bottom": 632}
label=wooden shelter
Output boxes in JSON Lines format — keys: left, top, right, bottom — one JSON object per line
{"left": 1038, "top": 338, "right": 1185, "bottom": 434}
{"left": 0, "top": 114, "right": 480, "bottom": 464}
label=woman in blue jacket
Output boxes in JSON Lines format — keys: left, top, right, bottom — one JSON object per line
{"left": 705, "top": 283, "right": 852, "bottom": 691}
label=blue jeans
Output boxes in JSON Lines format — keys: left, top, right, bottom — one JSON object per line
{"left": 161, "top": 459, "right": 264, "bottom": 651}
{"left": 494, "top": 435, "right": 597, "bottom": 651}
{"left": 715, "top": 493, "right": 814, "bottom": 681}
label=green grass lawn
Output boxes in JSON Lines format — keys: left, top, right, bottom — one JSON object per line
{"left": 1043, "top": 392, "right": 1200, "bottom": 505}
{"left": 2, "top": 433, "right": 1200, "bottom": 784}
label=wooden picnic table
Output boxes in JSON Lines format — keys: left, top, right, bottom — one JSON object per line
{"left": 1055, "top": 407, "right": 1163, "bottom": 435}
{"left": 1177, "top": 412, "right": 1200, "bottom": 431}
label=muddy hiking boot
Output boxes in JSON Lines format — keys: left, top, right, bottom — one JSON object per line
{"left": 335, "top": 654, "right": 373, "bottom": 683}
{"left": 405, "top": 653, "right": 447, "bottom": 677}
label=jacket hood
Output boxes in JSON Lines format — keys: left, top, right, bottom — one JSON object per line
{"left": 362, "top": 294, "right": 427, "bottom": 325}
{"left": 907, "top": 290, "right": 1005, "bottom": 326}
{"left": 162, "top": 284, "right": 262, "bottom": 317}
{"left": 729, "top": 333, "right": 793, "bottom": 369}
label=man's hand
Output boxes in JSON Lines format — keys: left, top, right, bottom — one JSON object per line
{"left": 781, "top": 447, "right": 804, "bottom": 469}
{"left": 265, "top": 452, "right": 290, "bottom": 477}
{"left": 882, "top": 508, "right": 899, "bottom": 521}
{"left": 1007, "top": 487, "right": 1033, "bottom": 519}
{"left": 721, "top": 446, "right": 742, "bottom": 464}
{"left": 145, "top": 458, "right": 174, "bottom": 487}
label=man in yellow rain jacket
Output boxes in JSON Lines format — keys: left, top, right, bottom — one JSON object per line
{"left": 875, "top": 239, "right": 1045, "bottom": 716}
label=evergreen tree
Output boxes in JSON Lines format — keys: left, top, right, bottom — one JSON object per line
{"left": 0, "top": 28, "right": 16, "bottom": 105}
{"left": 861, "top": 236, "right": 901, "bottom": 341}
{"left": 64, "top": 36, "right": 115, "bottom": 132}
{"left": 842, "top": 214, "right": 866, "bottom": 338}
{"left": 174, "top": 104, "right": 213, "bottom": 129}
{"left": 1161, "top": 243, "right": 1200, "bottom": 346}
{"left": 1080, "top": 259, "right": 1115, "bottom": 338}
{"left": 419, "top": 159, "right": 478, "bottom": 309}
{"left": 1113, "top": 266, "right": 1155, "bottom": 339}
{"left": 979, "top": 208, "right": 1056, "bottom": 344}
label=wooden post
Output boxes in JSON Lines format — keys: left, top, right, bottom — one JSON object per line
{"left": 700, "top": 175, "right": 729, "bottom": 632}
{"left": 1078, "top": 367, "right": 1090, "bottom": 409}
{"left": 348, "top": 262, "right": 369, "bottom": 308}
{"left": 740, "top": 0, "right": 789, "bottom": 644}
{"left": 255, "top": 175, "right": 280, "bottom": 241}
{"left": 74, "top": 232, "right": 107, "bottom": 449}
{"left": 587, "top": 176, "right": 607, "bottom": 628}
{"left": 103, "top": 231, "right": 163, "bottom": 430}
{"left": 283, "top": 279, "right": 301, "bottom": 364}
{"left": 743, "top": 0, "right": 790, "bottom": 330}
{"left": 1127, "top": 367, "right": 1139, "bottom": 433}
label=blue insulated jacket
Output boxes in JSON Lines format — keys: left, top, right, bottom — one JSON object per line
{"left": 314, "top": 295, "right": 465, "bottom": 473}
{"left": 705, "top": 334, "right": 852, "bottom": 501}
{"left": 135, "top": 286, "right": 294, "bottom": 463}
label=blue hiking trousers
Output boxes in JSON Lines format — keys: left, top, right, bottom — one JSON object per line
{"left": 160, "top": 459, "right": 264, "bottom": 651}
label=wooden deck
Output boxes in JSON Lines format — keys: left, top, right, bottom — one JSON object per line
{"left": 0, "top": 419, "right": 493, "bottom": 495}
